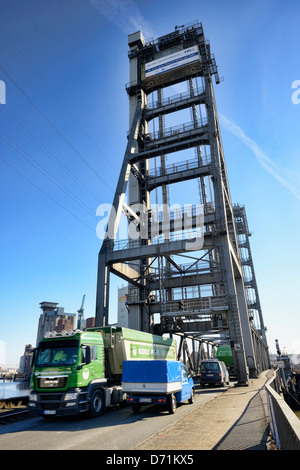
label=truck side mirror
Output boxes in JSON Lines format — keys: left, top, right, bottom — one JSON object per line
{"left": 31, "top": 349, "right": 36, "bottom": 367}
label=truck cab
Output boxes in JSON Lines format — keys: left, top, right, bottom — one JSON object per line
{"left": 176, "top": 363, "right": 194, "bottom": 402}
{"left": 28, "top": 330, "right": 107, "bottom": 417}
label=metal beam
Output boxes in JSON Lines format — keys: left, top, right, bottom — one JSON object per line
{"left": 95, "top": 104, "right": 143, "bottom": 326}
{"left": 110, "top": 263, "right": 142, "bottom": 289}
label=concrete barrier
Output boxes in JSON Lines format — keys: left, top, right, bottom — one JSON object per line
{"left": 265, "top": 371, "right": 300, "bottom": 450}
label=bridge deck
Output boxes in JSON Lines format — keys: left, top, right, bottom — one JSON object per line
{"left": 135, "top": 370, "right": 274, "bottom": 451}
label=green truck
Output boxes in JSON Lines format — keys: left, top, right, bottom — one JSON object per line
{"left": 216, "top": 344, "right": 234, "bottom": 374}
{"left": 28, "top": 326, "right": 176, "bottom": 418}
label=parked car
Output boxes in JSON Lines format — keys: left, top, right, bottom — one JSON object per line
{"left": 200, "top": 359, "right": 230, "bottom": 387}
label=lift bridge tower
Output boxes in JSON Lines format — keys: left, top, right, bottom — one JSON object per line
{"left": 95, "top": 22, "right": 270, "bottom": 383}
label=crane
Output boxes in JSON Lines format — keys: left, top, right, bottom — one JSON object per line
{"left": 77, "top": 295, "right": 86, "bottom": 330}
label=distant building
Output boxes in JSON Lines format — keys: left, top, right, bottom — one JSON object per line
{"left": 86, "top": 317, "right": 95, "bottom": 329}
{"left": 19, "top": 344, "right": 34, "bottom": 378}
{"left": 36, "top": 302, "right": 76, "bottom": 345}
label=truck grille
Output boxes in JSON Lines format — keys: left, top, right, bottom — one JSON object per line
{"left": 37, "top": 376, "right": 68, "bottom": 389}
{"left": 40, "top": 394, "right": 62, "bottom": 401}
{"left": 40, "top": 402, "right": 60, "bottom": 410}
{"left": 39, "top": 392, "right": 64, "bottom": 410}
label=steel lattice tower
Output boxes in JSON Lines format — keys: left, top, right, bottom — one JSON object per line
{"left": 95, "top": 22, "right": 270, "bottom": 383}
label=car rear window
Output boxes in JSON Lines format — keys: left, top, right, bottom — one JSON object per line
{"left": 200, "top": 362, "right": 220, "bottom": 371}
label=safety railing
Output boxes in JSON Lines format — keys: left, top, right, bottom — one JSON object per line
{"left": 112, "top": 227, "right": 204, "bottom": 252}
{"left": 265, "top": 370, "right": 300, "bottom": 450}
{"left": 159, "top": 296, "right": 228, "bottom": 315}
{"left": 146, "top": 86, "right": 205, "bottom": 111}
{"left": 148, "top": 154, "right": 211, "bottom": 178}
{"left": 147, "top": 117, "right": 208, "bottom": 142}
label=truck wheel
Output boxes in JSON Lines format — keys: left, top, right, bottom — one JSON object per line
{"left": 188, "top": 388, "right": 195, "bottom": 404}
{"left": 168, "top": 394, "right": 177, "bottom": 414}
{"left": 90, "top": 389, "right": 105, "bottom": 417}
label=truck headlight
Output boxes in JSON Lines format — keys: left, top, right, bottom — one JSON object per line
{"left": 30, "top": 393, "right": 38, "bottom": 402}
{"left": 64, "top": 392, "right": 78, "bottom": 401}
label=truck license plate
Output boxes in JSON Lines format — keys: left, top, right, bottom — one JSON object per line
{"left": 207, "top": 374, "right": 213, "bottom": 376}
{"left": 140, "top": 398, "right": 152, "bottom": 403}
{"left": 43, "top": 410, "right": 56, "bottom": 415}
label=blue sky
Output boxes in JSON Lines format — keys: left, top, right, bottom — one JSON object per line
{"left": 1, "top": 0, "right": 300, "bottom": 367}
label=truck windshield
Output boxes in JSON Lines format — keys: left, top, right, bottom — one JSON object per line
{"left": 35, "top": 339, "right": 79, "bottom": 367}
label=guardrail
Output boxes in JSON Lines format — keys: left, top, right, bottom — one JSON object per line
{"left": 148, "top": 155, "right": 211, "bottom": 178}
{"left": 146, "top": 87, "right": 205, "bottom": 111}
{"left": 112, "top": 228, "right": 203, "bottom": 251}
{"left": 148, "top": 117, "right": 208, "bottom": 141}
{"left": 265, "top": 370, "right": 300, "bottom": 450}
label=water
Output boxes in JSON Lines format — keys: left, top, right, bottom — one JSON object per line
{"left": 0, "top": 380, "right": 31, "bottom": 400}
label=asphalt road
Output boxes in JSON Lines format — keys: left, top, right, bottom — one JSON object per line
{"left": 0, "top": 384, "right": 228, "bottom": 450}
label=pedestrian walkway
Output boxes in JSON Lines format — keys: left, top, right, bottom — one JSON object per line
{"left": 135, "top": 370, "right": 273, "bottom": 451}
{"left": 213, "top": 388, "right": 269, "bottom": 449}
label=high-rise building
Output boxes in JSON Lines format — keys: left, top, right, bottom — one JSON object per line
{"left": 19, "top": 344, "right": 34, "bottom": 378}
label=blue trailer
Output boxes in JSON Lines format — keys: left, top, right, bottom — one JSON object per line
{"left": 122, "top": 360, "right": 195, "bottom": 414}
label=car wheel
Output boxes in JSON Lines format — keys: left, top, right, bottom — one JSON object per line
{"left": 168, "top": 393, "right": 177, "bottom": 414}
{"left": 90, "top": 389, "right": 105, "bottom": 417}
{"left": 188, "top": 388, "right": 195, "bottom": 404}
